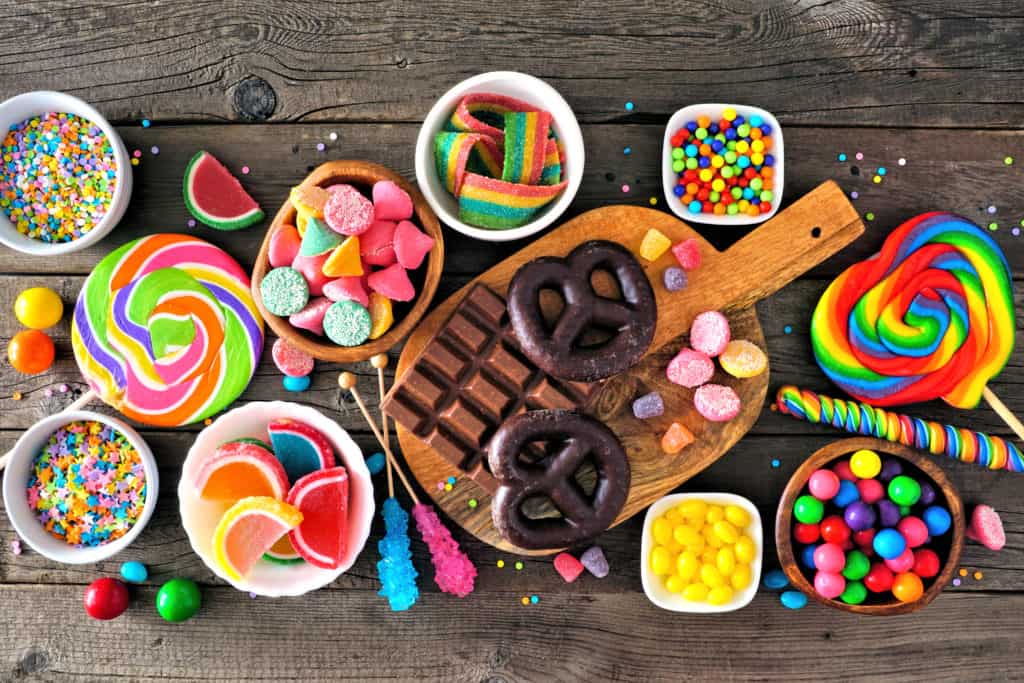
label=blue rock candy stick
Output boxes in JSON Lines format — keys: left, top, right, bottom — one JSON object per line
{"left": 377, "top": 497, "right": 419, "bottom": 611}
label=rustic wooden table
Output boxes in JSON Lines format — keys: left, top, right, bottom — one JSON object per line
{"left": 1, "top": 2, "right": 1022, "bottom": 681}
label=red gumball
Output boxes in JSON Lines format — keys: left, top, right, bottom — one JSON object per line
{"left": 793, "top": 522, "right": 820, "bottom": 544}
{"left": 913, "top": 548, "right": 941, "bottom": 578}
{"left": 84, "top": 578, "right": 130, "bottom": 620}
{"left": 820, "top": 515, "right": 851, "bottom": 545}
{"left": 853, "top": 529, "right": 876, "bottom": 556}
{"left": 833, "top": 460, "right": 856, "bottom": 481}
{"left": 864, "top": 563, "right": 894, "bottom": 593}
{"left": 856, "top": 478, "right": 885, "bottom": 504}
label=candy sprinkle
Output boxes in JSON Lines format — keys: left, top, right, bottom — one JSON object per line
{"left": 1004, "top": 156, "right": 1014, "bottom": 166}
{"left": 131, "top": 158, "right": 139, "bottom": 167}
{"left": 855, "top": 152, "right": 864, "bottom": 161}
{"left": 444, "top": 483, "right": 453, "bottom": 492}
{"left": 623, "top": 146, "right": 632, "bottom": 155}
{"left": 625, "top": 101, "right": 635, "bottom": 111}
{"left": 468, "top": 498, "right": 478, "bottom": 509}
{"left": 521, "top": 596, "right": 530, "bottom": 605}
{"left": 530, "top": 595, "right": 539, "bottom": 604}
{"left": 987, "top": 205, "right": 997, "bottom": 214}
{"left": 953, "top": 578, "right": 961, "bottom": 586}
{"left": 989, "top": 222, "right": 998, "bottom": 231}
{"left": 329, "top": 132, "right": 338, "bottom": 141}
{"left": 837, "top": 153, "right": 847, "bottom": 162}
{"left": 58, "top": 383, "right": 68, "bottom": 393}
{"left": 447, "top": 476, "right": 456, "bottom": 485}
{"left": 850, "top": 191, "right": 859, "bottom": 200}
{"left": 497, "top": 559, "right": 505, "bottom": 568}
{"left": 959, "top": 568, "right": 968, "bottom": 577}
{"left": 1013, "top": 227, "right": 1021, "bottom": 237}
{"left": 316, "top": 143, "right": 326, "bottom": 152}
{"left": 27, "top": 420, "right": 146, "bottom": 548}
{"left": 10, "top": 539, "right": 21, "bottom": 555}
{"left": 150, "top": 146, "right": 160, "bottom": 156}
{"left": 771, "top": 458, "right": 781, "bottom": 468}
{"left": 974, "top": 571, "right": 984, "bottom": 580}
{"left": 898, "top": 158, "right": 907, "bottom": 166}
{"left": 515, "top": 561, "right": 524, "bottom": 571}
{"left": 141, "top": 119, "right": 151, "bottom": 128}
{"left": 621, "top": 184, "right": 630, "bottom": 193}
{"left": 866, "top": 212, "right": 875, "bottom": 221}
{"left": 783, "top": 325, "right": 793, "bottom": 334}
{"left": 241, "top": 166, "right": 250, "bottom": 175}
{"left": 11, "top": 392, "right": 22, "bottom": 401}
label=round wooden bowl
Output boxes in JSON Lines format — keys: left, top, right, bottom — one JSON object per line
{"left": 251, "top": 160, "right": 444, "bottom": 362}
{"left": 775, "top": 436, "right": 964, "bottom": 616}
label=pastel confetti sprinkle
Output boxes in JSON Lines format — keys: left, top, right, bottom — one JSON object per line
{"left": 1004, "top": 156, "right": 1014, "bottom": 166}
{"left": 623, "top": 147, "right": 632, "bottom": 155}
{"left": 530, "top": 595, "right": 539, "bottom": 604}
{"left": 974, "top": 571, "right": 983, "bottom": 580}
{"left": 241, "top": 166, "right": 250, "bottom": 175}
{"left": 316, "top": 143, "right": 326, "bottom": 152}
{"left": 132, "top": 150, "right": 142, "bottom": 159}
{"left": 444, "top": 483, "right": 453, "bottom": 492}
{"left": 877, "top": 167, "right": 887, "bottom": 176}
{"left": 771, "top": 458, "right": 781, "bottom": 468}
{"left": 497, "top": 559, "right": 505, "bottom": 568}
{"left": 329, "top": 132, "right": 338, "bottom": 141}
{"left": 521, "top": 596, "right": 530, "bottom": 605}
{"left": 515, "top": 561, "right": 524, "bottom": 570}
{"left": 959, "top": 568, "right": 968, "bottom": 577}
{"left": 58, "top": 384, "right": 68, "bottom": 393}
{"left": 26, "top": 420, "right": 147, "bottom": 548}
{"left": 855, "top": 152, "right": 864, "bottom": 161}
{"left": 10, "top": 539, "right": 21, "bottom": 555}
{"left": 150, "top": 146, "right": 160, "bottom": 155}
{"left": 989, "top": 222, "right": 998, "bottom": 231}
{"left": 838, "top": 153, "right": 847, "bottom": 162}
{"left": 873, "top": 175, "right": 882, "bottom": 183}
{"left": 850, "top": 191, "right": 859, "bottom": 200}
{"left": 649, "top": 196, "right": 658, "bottom": 206}
{"left": 141, "top": 119, "right": 151, "bottom": 128}
{"left": 621, "top": 184, "right": 630, "bottom": 193}
{"left": 187, "top": 219, "right": 197, "bottom": 228}
{"left": 783, "top": 325, "right": 793, "bottom": 334}
{"left": 447, "top": 476, "right": 456, "bottom": 485}
{"left": 953, "top": 578, "right": 961, "bottom": 586}
{"left": 44, "top": 388, "right": 53, "bottom": 398}
{"left": 988, "top": 205, "right": 997, "bottom": 214}
{"left": 130, "top": 158, "right": 139, "bottom": 167}
{"left": 898, "top": 158, "right": 906, "bottom": 166}
{"left": 12, "top": 392, "right": 22, "bottom": 401}
{"left": 468, "top": 498, "right": 478, "bottom": 509}
{"left": 1013, "top": 228, "right": 1020, "bottom": 237}
{"left": 865, "top": 212, "right": 875, "bottom": 221}
{"left": 625, "top": 101, "right": 635, "bottom": 111}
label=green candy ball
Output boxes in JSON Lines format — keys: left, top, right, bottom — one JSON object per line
{"left": 841, "top": 550, "right": 871, "bottom": 580}
{"left": 840, "top": 580, "right": 868, "bottom": 605}
{"left": 156, "top": 578, "right": 202, "bottom": 622}
{"left": 888, "top": 475, "right": 921, "bottom": 506}
{"left": 793, "top": 495, "right": 824, "bottom": 524}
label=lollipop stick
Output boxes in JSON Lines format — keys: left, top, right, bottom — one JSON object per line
{"left": 371, "top": 355, "right": 395, "bottom": 499}
{"left": 0, "top": 389, "right": 97, "bottom": 472}
{"left": 982, "top": 387, "right": 1024, "bottom": 443}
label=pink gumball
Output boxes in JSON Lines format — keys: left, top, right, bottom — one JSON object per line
{"left": 856, "top": 478, "right": 885, "bottom": 504}
{"left": 808, "top": 469, "right": 840, "bottom": 500}
{"left": 883, "top": 546, "right": 915, "bottom": 573}
{"left": 833, "top": 460, "right": 856, "bottom": 482}
{"left": 814, "top": 571, "right": 846, "bottom": 599}
{"left": 897, "top": 516, "right": 929, "bottom": 548}
{"left": 813, "top": 542, "right": 847, "bottom": 574}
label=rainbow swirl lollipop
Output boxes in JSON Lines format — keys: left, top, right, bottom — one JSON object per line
{"left": 72, "top": 234, "right": 264, "bottom": 426}
{"left": 811, "top": 212, "right": 1014, "bottom": 409}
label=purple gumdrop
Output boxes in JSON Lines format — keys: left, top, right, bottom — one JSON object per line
{"left": 918, "top": 482, "right": 937, "bottom": 506}
{"left": 844, "top": 501, "right": 876, "bottom": 531}
{"left": 878, "top": 459, "right": 903, "bottom": 482}
{"left": 877, "top": 499, "right": 901, "bottom": 528}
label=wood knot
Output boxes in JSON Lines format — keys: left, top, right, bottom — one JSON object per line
{"left": 396, "top": 57, "right": 409, "bottom": 69}
{"left": 233, "top": 76, "right": 277, "bottom": 122}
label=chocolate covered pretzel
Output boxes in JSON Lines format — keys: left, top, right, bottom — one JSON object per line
{"left": 489, "top": 409, "right": 630, "bottom": 549}
{"left": 507, "top": 240, "right": 656, "bottom": 382}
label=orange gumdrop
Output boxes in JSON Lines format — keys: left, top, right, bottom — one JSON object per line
{"left": 661, "top": 422, "right": 695, "bottom": 454}
{"left": 8, "top": 329, "right": 55, "bottom": 374}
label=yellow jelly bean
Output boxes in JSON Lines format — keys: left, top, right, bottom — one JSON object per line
{"left": 665, "top": 574, "right": 687, "bottom": 593}
{"left": 716, "top": 547, "right": 736, "bottom": 576}
{"left": 676, "top": 551, "right": 700, "bottom": 580}
{"left": 734, "top": 535, "right": 756, "bottom": 563}
{"left": 713, "top": 520, "right": 740, "bottom": 544}
{"left": 700, "top": 563, "right": 725, "bottom": 588}
{"left": 683, "top": 583, "right": 709, "bottom": 602}
{"left": 679, "top": 499, "right": 707, "bottom": 520}
{"left": 686, "top": 536, "right": 705, "bottom": 555}
{"left": 664, "top": 508, "right": 683, "bottom": 524}
{"left": 652, "top": 518, "right": 672, "bottom": 545}
{"left": 725, "top": 505, "right": 751, "bottom": 528}
{"left": 703, "top": 527, "right": 723, "bottom": 548}
{"left": 663, "top": 539, "right": 683, "bottom": 554}
{"left": 651, "top": 547, "right": 671, "bottom": 575}
{"left": 707, "top": 585, "right": 734, "bottom": 606}
{"left": 701, "top": 548, "right": 717, "bottom": 565}
{"left": 705, "top": 506, "right": 725, "bottom": 524}
{"left": 731, "top": 563, "right": 752, "bottom": 591}
{"left": 673, "top": 525, "right": 701, "bottom": 546}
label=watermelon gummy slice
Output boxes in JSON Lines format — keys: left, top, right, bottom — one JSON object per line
{"left": 183, "top": 151, "right": 264, "bottom": 230}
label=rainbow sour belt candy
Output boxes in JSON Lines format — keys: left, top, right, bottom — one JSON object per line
{"left": 811, "top": 212, "right": 1014, "bottom": 409}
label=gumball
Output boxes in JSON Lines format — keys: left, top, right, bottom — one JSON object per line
{"left": 814, "top": 570, "right": 846, "bottom": 599}
{"left": 840, "top": 579, "right": 868, "bottom": 605}
{"left": 808, "top": 469, "right": 840, "bottom": 500}
{"left": 14, "top": 287, "right": 63, "bottom": 329}
{"left": 832, "top": 460, "right": 856, "bottom": 481}
{"left": 843, "top": 501, "right": 876, "bottom": 532}
{"left": 918, "top": 482, "right": 937, "bottom": 506}
{"left": 892, "top": 572, "right": 924, "bottom": 603}
{"left": 877, "top": 500, "right": 901, "bottom": 528}
{"left": 813, "top": 542, "right": 846, "bottom": 573}
{"left": 912, "top": 548, "right": 941, "bottom": 578}
{"left": 873, "top": 528, "right": 906, "bottom": 560}
{"left": 833, "top": 480, "right": 860, "bottom": 507}
{"left": 793, "top": 522, "right": 820, "bottom": 545}
{"left": 820, "top": 515, "right": 850, "bottom": 544}
{"left": 888, "top": 475, "right": 921, "bottom": 506}
{"left": 856, "top": 478, "right": 885, "bottom": 504}
{"left": 156, "top": 577, "right": 202, "bottom": 622}
{"left": 899, "top": 504, "right": 912, "bottom": 517}
{"left": 7, "top": 330, "right": 55, "bottom": 374}
{"left": 897, "top": 516, "right": 929, "bottom": 548}
{"left": 878, "top": 458, "right": 903, "bottom": 482}
{"left": 852, "top": 528, "right": 876, "bottom": 554}
{"left": 841, "top": 538, "right": 854, "bottom": 551}
{"left": 864, "top": 562, "right": 894, "bottom": 593}
{"left": 841, "top": 549, "right": 871, "bottom": 581}
{"left": 849, "top": 449, "right": 882, "bottom": 479}
{"left": 883, "top": 546, "right": 915, "bottom": 574}
{"left": 84, "top": 577, "right": 130, "bottom": 620}
{"left": 793, "top": 495, "right": 824, "bottom": 524}
{"left": 801, "top": 543, "right": 819, "bottom": 570}
{"left": 923, "top": 506, "right": 952, "bottom": 536}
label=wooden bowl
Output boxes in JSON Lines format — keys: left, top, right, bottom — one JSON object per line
{"left": 251, "top": 160, "right": 444, "bottom": 362}
{"left": 775, "top": 436, "right": 964, "bottom": 615}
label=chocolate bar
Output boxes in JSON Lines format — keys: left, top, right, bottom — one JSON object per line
{"left": 383, "top": 284, "right": 598, "bottom": 493}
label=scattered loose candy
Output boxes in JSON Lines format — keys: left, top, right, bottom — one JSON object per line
{"left": 694, "top": 384, "right": 741, "bottom": 422}
{"left": 84, "top": 577, "right": 130, "bottom": 620}
{"left": 120, "top": 561, "right": 148, "bottom": 584}
{"left": 8, "top": 330, "right": 55, "bottom": 374}
{"left": 666, "top": 348, "right": 714, "bottom": 388}
{"left": 718, "top": 340, "right": 767, "bottom": 378}
{"left": 631, "top": 392, "right": 665, "bottom": 420}
{"left": 671, "top": 238, "right": 702, "bottom": 270}
{"left": 639, "top": 228, "right": 672, "bottom": 261}
{"left": 663, "top": 266, "right": 688, "bottom": 292}
{"left": 283, "top": 374, "right": 312, "bottom": 392}
{"left": 689, "top": 311, "right": 731, "bottom": 357}
{"left": 156, "top": 577, "right": 202, "bottom": 622}
{"left": 580, "top": 546, "right": 609, "bottom": 578}
{"left": 14, "top": 287, "right": 63, "bottom": 329}
{"left": 272, "top": 338, "right": 315, "bottom": 377}
{"left": 661, "top": 422, "right": 694, "bottom": 454}
{"left": 365, "top": 452, "right": 386, "bottom": 475}
{"left": 763, "top": 568, "right": 789, "bottom": 589}
{"left": 780, "top": 590, "right": 807, "bottom": 609}
{"left": 554, "top": 552, "right": 585, "bottom": 582}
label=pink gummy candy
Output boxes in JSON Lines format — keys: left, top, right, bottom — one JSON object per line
{"left": 291, "top": 252, "right": 332, "bottom": 297}
{"left": 360, "top": 220, "right": 397, "bottom": 267}
{"left": 411, "top": 503, "right": 476, "bottom": 597}
{"left": 324, "top": 184, "right": 374, "bottom": 235}
{"left": 269, "top": 224, "right": 301, "bottom": 268}
{"left": 690, "top": 311, "right": 731, "bottom": 357}
{"left": 289, "top": 296, "right": 332, "bottom": 336}
{"left": 394, "top": 220, "right": 435, "bottom": 270}
{"left": 966, "top": 504, "right": 1005, "bottom": 551}
{"left": 272, "top": 337, "right": 315, "bottom": 377}
{"left": 368, "top": 263, "right": 415, "bottom": 302}
{"left": 671, "top": 238, "right": 702, "bottom": 270}
{"left": 694, "top": 383, "right": 741, "bottom": 422}
{"left": 554, "top": 552, "right": 585, "bottom": 583}
{"left": 666, "top": 348, "right": 714, "bottom": 388}
{"left": 323, "top": 276, "right": 369, "bottom": 307}
{"left": 372, "top": 180, "right": 414, "bottom": 222}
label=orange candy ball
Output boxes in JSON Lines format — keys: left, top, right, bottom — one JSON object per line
{"left": 892, "top": 572, "right": 924, "bottom": 602}
{"left": 8, "top": 329, "right": 55, "bottom": 374}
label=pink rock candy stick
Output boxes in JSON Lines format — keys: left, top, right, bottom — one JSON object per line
{"left": 411, "top": 503, "right": 477, "bottom": 597}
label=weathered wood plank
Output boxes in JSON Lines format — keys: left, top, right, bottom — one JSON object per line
{"left": 2, "top": 1, "right": 1024, "bottom": 128}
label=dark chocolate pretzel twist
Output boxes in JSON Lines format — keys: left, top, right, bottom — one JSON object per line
{"left": 489, "top": 410, "right": 630, "bottom": 550}
{"left": 507, "top": 240, "right": 656, "bottom": 382}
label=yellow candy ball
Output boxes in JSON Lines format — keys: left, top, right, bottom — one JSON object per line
{"left": 673, "top": 525, "right": 701, "bottom": 547}
{"left": 683, "top": 583, "right": 709, "bottom": 602}
{"left": 705, "top": 506, "right": 725, "bottom": 524}
{"left": 665, "top": 574, "right": 687, "bottom": 593}
{"left": 850, "top": 449, "right": 882, "bottom": 479}
{"left": 734, "top": 535, "right": 756, "bottom": 563}
{"left": 725, "top": 505, "right": 751, "bottom": 528}
{"left": 651, "top": 547, "right": 671, "bottom": 575}
{"left": 664, "top": 508, "right": 683, "bottom": 524}
{"left": 679, "top": 499, "right": 707, "bottom": 520}
{"left": 707, "top": 585, "right": 734, "bottom": 606}
{"left": 713, "top": 520, "right": 740, "bottom": 545}
{"left": 700, "top": 563, "right": 725, "bottom": 588}
{"left": 731, "top": 563, "right": 752, "bottom": 591}
{"left": 15, "top": 287, "right": 63, "bottom": 329}
{"left": 716, "top": 547, "right": 736, "bottom": 576}
{"left": 652, "top": 518, "right": 672, "bottom": 545}
{"left": 676, "top": 551, "right": 700, "bottom": 580}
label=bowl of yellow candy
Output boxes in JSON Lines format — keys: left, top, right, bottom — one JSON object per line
{"left": 641, "top": 492, "right": 762, "bottom": 613}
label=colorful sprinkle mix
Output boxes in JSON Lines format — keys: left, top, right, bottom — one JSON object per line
{"left": 850, "top": 191, "right": 859, "bottom": 199}
{"left": 58, "top": 384, "right": 68, "bottom": 393}
{"left": 132, "top": 150, "right": 142, "bottom": 159}
{"left": 329, "top": 132, "right": 338, "bottom": 141}
{"left": 241, "top": 166, "right": 250, "bottom": 175}
{"left": 621, "top": 184, "right": 630, "bottom": 193}
{"left": 783, "top": 325, "right": 793, "bottom": 334}
{"left": 187, "top": 219, "right": 197, "bottom": 228}
{"left": 866, "top": 212, "right": 875, "bottom": 221}
{"left": 623, "top": 146, "right": 632, "bottom": 155}
{"left": 959, "top": 568, "right": 968, "bottom": 577}
{"left": 1013, "top": 228, "right": 1021, "bottom": 237}
{"left": 987, "top": 205, "right": 997, "bottom": 214}
{"left": 521, "top": 596, "right": 529, "bottom": 605}
{"left": 130, "top": 158, "right": 139, "bottom": 167}
{"left": 898, "top": 158, "right": 906, "bottom": 166}
{"left": 877, "top": 167, "right": 887, "bottom": 176}
{"left": 27, "top": 420, "right": 146, "bottom": 548}
{"left": 444, "top": 483, "right": 453, "bottom": 492}
{"left": 316, "top": 143, "right": 326, "bottom": 152}
{"left": 649, "top": 196, "right": 657, "bottom": 206}
{"left": 989, "top": 222, "right": 998, "bottom": 231}
{"left": 837, "top": 153, "right": 847, "bottom": 162}
{"left": 855, "top": 152, "right": 864, "bottom": 161}
{"left": 447, "top": 476, "right": 456, "bottom": 485}
{"left": 530, "top": 594, "right": 539, "bottom": 604}
{"left": 150, "top": 146, "right": 160, "bottom": 155}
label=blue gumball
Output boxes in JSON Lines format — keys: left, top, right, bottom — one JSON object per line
{"left": 834, "top": 480, "right": 860, "bottom": 507}
{"left": 283, "top": 374, "right": 311, "bottom": 392}
{"left": 923, "top": 506, "right": 952, "bottom": 536}
{"left": 801, "top": 543, "right": 819, "bottom": 570}
{"left": 873, "top": 528, "right": 906, "bottom": 560}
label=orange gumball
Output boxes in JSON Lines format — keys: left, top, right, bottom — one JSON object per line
{"left": 8, "top": 330, "right": 55, "bottom": 375}
{"left": 891, "top": 572, "right": 924, "bottom": 603}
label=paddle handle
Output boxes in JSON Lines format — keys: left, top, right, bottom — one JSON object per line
{"left": 983, "top": 387, "right": 1024, "bottom": 443}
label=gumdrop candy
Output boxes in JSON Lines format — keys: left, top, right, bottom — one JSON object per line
{"left": 372, "top": 180, "right": 414, "bottom": 221}
{"left": 580, "top": 546, "right": 609, "bottom": 578}
{"left": 394, "top": 220, "right": 435, "bottom": 270}
{"left": 554, "top": 552, "right": 585, "bottom": 582}
{"left": 661, "top": 422, "right": 695, "bottom": 454}
{"left": 671, "top": 238, "right": 702, "bottom": 270}
{"left": 368, "top": 263, "right": 415, "bottom": 302}
{"left": 690, "top": 311, "right": 731, "bottom": 357}
{"left": 269, "top": 224, "right": 301, "bottom": 267}
{"left": 666, "top": 348, "right": 714, "bottom": 388}
{"left": 639, "top": 228, "right": 672, "bottom": 261}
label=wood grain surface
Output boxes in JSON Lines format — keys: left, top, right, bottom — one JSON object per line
{"left": 1, "top": 1, "right": 1023, "bottom": 681}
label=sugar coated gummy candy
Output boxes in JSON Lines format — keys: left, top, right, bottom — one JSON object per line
{"left": 719, "top": 340, "right": 767, "bottom": 378}
{"left": 554, "top": 552, "right": 585, "bottom": 582}
{"left": 690, "top": 311, "right": 731, "bottom": 357}
{"left": 580, "top": 546, "right": 609, "bottom": 578}
{"left": 661, "top": 422, "right": 695, "bottom": 454}
{"left": 694, "top": 384, "right": 741, "bottom": 422}
{"left": 671, "top": 238, "right": 702, "bottom": 270}
{"left": 639, "top": 228, "right": 672, "bottom": 261}
{"left": 666, "top": 348, "right": 714, "bottom": 388}
{"left": 632, "top": 391, "right": 665, "bottom": 420}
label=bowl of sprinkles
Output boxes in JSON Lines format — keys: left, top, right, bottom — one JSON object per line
{"left": 662, "top": 103, "right": 783, "bottom": 226}
{"left": 0, "top": 91, "right": 131, "bottom": 255}
{"left": 2, "top": 411, "right": 157, "bottom": 564}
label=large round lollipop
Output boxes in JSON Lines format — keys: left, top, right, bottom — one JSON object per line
{"left": 811, "top": 212, "right": 1014, "bottom": 410}
{"left": 72, "top": 234, "right": 264, "bottom": 426}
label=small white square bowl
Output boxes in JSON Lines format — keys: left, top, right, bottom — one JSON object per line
{"left": 661, "top": 103, "right": 784, "bottom": 226}
{"left": 640, "top": 492, "right": 763, "bottom": 613}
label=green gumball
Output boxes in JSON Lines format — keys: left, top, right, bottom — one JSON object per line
{"left": 793, "top": 495, "right": 824, "bottom": 524}
{"left": 841, "top": 550, "right": 870, "bottom": 581}
{"left": 840, "top": 580, "right": 868, "bottom": 605}
{"left": 888, "top": 475, "right": 921, "bottom": 506}
{"left": 156, "top": 578, "right": 202, "bottom": 622}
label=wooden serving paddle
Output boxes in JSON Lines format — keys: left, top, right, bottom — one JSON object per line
{"left": 393, "top": 180, "right": 865, "bottom": 554}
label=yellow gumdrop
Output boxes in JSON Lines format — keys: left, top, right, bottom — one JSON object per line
{"left": 665, "top": 574, "right": 687, "bottom": 593}
{"left": 725, "top": 505, "right": 751, "bottom": 529}
{"left": 676, "top": 551, "right": 700, "bottom": 581}
{"left": 716, "top": 547, "right": 736, "bottom": 576}
{"left": 707, "top": 585, "right": 734, "bottom": 606}
{"left": 731, "top": 563, "right": 752, "bottom": 591}
{"left": 639, "top": 228, "right": 672, "bottom": 261}
{"left": 713, "top": 520, "right": 740, "bottom": 544}
{"left": 734, "top": 535, "right": 756, "bottom": 563}
{"left": 700, "top": 563, "right": 725, "bottom": 588}
{"left": 673, "top": 525, "right": 701, "bottom": 547}
{"left": 651, "top": 546, "right": 671, "bottom": 575}
{"left": 683, "top": 583, "right": 709, "bottom": 602}
{"left": 705, "top": 505, "right": 725, "bottom": 524}
{"left": 652, "top": 518, "right": 672, "bottom": 545}
{"left": 679, "top": 499, "right": 707, "bottom": 521}
{"left": 664, "top": 508, "right": 683, "bottom": 524}
{"left": 703, "top": 526, "right": 723, "bottom": 548}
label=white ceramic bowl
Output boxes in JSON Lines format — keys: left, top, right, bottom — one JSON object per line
{"left": 0, "top": 91, "right": 132, "bottom": 255}
{"left": 179, "top": 401, "right": 374, "bottom": 597}
{"left": 640, "top": 492, "right": 763, "bottom": 613}
{"left": 2, "top": 410, "right": 158, "bottom": 564}
{"left": 662, "top": 103, "right": 784, "bottom": 226}
{"left": 415, "top": 71, "right": 584, "bottom": 242}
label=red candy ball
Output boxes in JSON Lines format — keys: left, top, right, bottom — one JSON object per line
{"left": 793, "top": 522, "right": 820, "bottom": 544}
{"left": 897, "top": 516, "right": 929, "bottom": 548}
{"left": 833, "top": 460, "right": 856, "bottom": 482}
{"left": 864, "top": 563, "right": 894, "bottom": 593}
{"left": 84, "top": 578, "right": 130, "bottom": 620}
{"left": 913, "top": 548, "right": 941, "bottom": 578}
{"left": 856, "top": 478, "right": 885, "bottom": 504}
{"left": 853, "top": 528, "right": 876, "bottom": 555}
{"left": 820, "top": 515, "right": 851, "bottom": 545}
